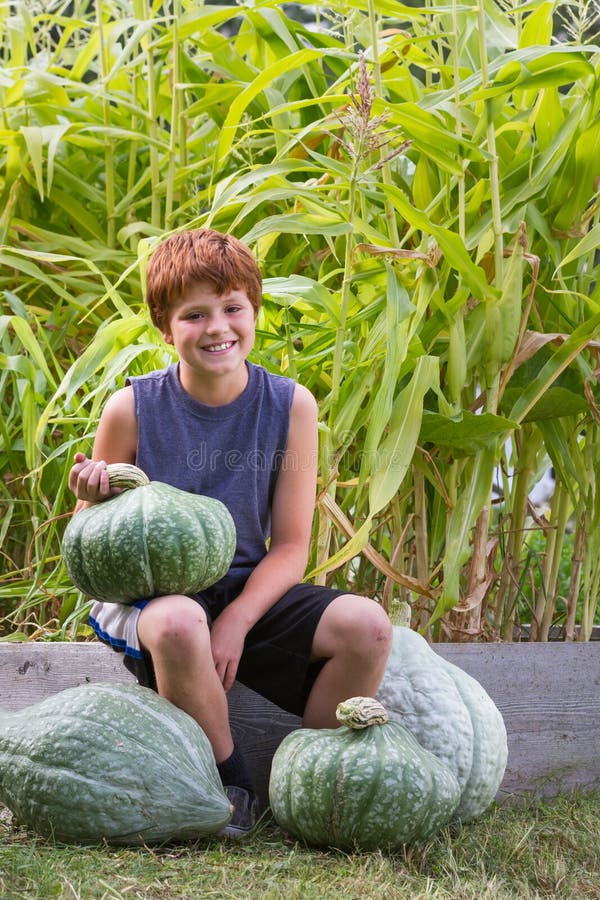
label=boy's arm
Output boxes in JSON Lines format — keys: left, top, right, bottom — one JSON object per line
{"left": 243, "top": 381, "right": 318, "bottom": 589}
{"left": 69, "top": 386, "right": 138, "bottom": 509}
{"left": 209, "top": 383, "right": 319, "bottom": 690}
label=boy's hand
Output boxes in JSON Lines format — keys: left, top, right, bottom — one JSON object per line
{"left": 68, "top": 452, "right": 115, "bottom": 504}
{"left": 209, "top": 605, "right": 251, "bottom": 692}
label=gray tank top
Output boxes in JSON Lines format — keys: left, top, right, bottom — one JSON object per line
{"left": 127, "top": 362, "right": 296, "bottom": 578}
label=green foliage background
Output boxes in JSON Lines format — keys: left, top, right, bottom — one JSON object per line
{"left": 1, "top": 0, "right": 599, "bottom": 641}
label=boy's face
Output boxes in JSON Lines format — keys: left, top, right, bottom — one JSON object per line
{"left": 161, "top": 279, "right": 257, "bottom": 382}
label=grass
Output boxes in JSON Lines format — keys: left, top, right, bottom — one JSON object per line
{"left": 0, "top": 793, "right": 598, "bottom": 899}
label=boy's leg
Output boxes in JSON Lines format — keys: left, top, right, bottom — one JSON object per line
{"left": 136, "top": 594, "right": 234, "bottom": 762}
{"left": 136, "top": 593, "right": 260, "bottom": 837}
{"left": 302, "top": 594, "right": 392, "bottom": 729}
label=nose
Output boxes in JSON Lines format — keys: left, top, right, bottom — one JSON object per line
{"left": 205, "top": 311, "right": 226, "bottom": 334}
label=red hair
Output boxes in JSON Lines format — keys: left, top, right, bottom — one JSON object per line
{"left": 146, "top": 229, "right": 262, "bottom": 330}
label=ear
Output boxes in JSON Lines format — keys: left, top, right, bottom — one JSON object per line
{"left": 160, "top": 322, "right": 174, "bottom": 344}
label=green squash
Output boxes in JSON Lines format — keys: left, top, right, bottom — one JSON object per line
{"left": 376, "top": 626, "right": 508, "bottom": 821}
{"left": 0, "top": 682, "right": 231, "bottom": 845}
{"left": 268, "top": 697, "right": 460, "bottom": 850}
{"left": 62, "top": 464, "right": 236, "bottom": 604}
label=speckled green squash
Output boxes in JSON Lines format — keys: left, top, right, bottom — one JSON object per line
{"left": 268, "top": 697, "right": 460, "bottom": 850}
{"left": 376, "top": 626, "right": 508, "bottom": 822}
{"left": 62, "top": 464, "right": 236, "bottom": 604}
{"left": 0, "top": 683, "right": 231, "bottom": 845}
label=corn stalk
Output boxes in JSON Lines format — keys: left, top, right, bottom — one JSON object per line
{"left": 1, "top": 0, "right": 599, "bottom": 641}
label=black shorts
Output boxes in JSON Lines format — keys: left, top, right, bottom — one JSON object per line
{"left": 123, "top": 575, "right": 347, "bottom": 717}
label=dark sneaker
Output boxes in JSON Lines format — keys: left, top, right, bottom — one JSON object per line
{"left": 219, "top": 786, "right": 259, "bottom": 838}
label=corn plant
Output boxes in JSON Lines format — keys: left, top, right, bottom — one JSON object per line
{"left": 1, "top": 0, "right": 599, "bottom": 641}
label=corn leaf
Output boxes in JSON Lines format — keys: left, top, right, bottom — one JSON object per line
{"left": 419, "top": 410, "right": 517, "bottom": 455}
{"left": 368, "top": 355, "right": 439, "bottom": 517}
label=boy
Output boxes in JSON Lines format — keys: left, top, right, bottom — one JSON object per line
{"left": 68, "top": 229, "right": 392, "bottom": 836}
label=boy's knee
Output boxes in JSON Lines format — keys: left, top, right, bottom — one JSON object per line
{"left": 138, "top": 594, "right": 209, "bottom": 655}
{"left": 324, "top": 594, "right": 392, "bottom": 658}
{"left": 356, "top": 599, "right": 393, "bottom": 655}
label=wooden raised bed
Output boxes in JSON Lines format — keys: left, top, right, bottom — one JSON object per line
{"left": 1, "top": 641, "right": 598, "bottom": 809}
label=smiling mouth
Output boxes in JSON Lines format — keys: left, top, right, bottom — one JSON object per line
{"left": 204, "top": 341, "right": 235, "bottom": 352}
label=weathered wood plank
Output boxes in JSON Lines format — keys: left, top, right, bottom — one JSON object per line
{"left": 0, "top": 643, "right": 135, "bottom": 709}
{"left": 1, "top": 641, "right": 598, "bottom": 808}
{"left": 436, "top": 643, "right": 600, "bottom": 803}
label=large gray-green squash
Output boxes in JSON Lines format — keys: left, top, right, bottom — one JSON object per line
{"left": 268, "top": 697, "right": 461, "bottom": 850}
{"left": 62, "top": 463, "right": 236, "bottom": 604}
{"left": 376, "top": 626, "right": 508, "bottom": 821}
{"left": 0, "top": 682, "right": 231, "bottom": 844}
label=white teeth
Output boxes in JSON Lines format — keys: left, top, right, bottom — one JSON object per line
{"left": 205, "top": 342, "right": 233, "bottom": 352}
